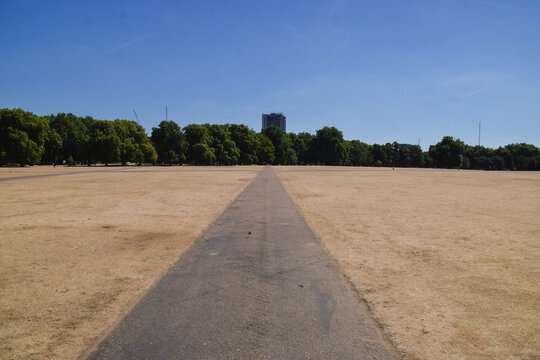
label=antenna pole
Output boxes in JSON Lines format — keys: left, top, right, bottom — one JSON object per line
{"left": 166, "top": 106, "right": 168, "bottom": 122}
{"left": 478, "top": 121, "right": 481, "bottom": 146}
{"left": 133, "top": 110, "right": 140, "bottom": 124}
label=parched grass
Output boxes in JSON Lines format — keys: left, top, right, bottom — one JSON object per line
{"left": 276, "top": 167, "right": 540, "bottom": 360}
{"left": 0, "top": 166, "right": 261, "bottom": 359}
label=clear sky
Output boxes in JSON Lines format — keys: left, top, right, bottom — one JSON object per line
{"left": 1, "top": 0, "right": 539, "bottom": 149}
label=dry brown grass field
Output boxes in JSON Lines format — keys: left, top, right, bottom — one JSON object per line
{"left": 0, "top": 165, "right": 261, "bottom": 359}
{"left": 2, "top": 165, "right": 539, "bottom": 360}
{"left": 275, "top": 166, "right": 540, "bottom": 360}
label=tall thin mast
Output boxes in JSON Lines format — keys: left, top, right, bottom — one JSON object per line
{"left": 133, "top": 110, "right": 140, "bottom": 124}
{"left": 478, "top": 121, "right": 481, "bottom": 146}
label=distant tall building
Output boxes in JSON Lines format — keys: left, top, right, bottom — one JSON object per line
{"left": 262, "top": 113, "right": 286, "bottom": 132}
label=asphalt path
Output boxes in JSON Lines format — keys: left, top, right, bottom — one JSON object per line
{"left": 87, "top": 166, "right": 400, "bottom": 359}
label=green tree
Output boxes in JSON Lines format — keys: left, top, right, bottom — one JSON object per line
{"left": 463, "top": 145, "right": 493, "bottom": 169}
{"left": 184, "top": 124, "right": 214, "bottom": 164}
{"left": 256, "top": 133, "right": 275, "bottom": 164}
{"left": 370, "top": 144, "right": 387, "bottom": 166}
{"left": 408, "top": 145, "right": 424, "bottom": 167}
{"left": 191, "top": 143, "right": 216, "bottom": 165}
{"left": 230, "top": 124, "right": 259, "bottom": 164}
{"left": 151, "top": 121, "right": 187, "bottom": 164}
{"left": 429, "top": 136, "right": 465, "bottom": 168}
{"left": 292, "top": 132, "right": 314, "bottom": 164}
{"left": 42, "top": 129, "right": 63, "bottom": 164}
{"left": 118, "top": 137, "right": 138, "bottom": 164}
{"left": 113, "top": 119, "right": 157, "bottom": 165}
{"left": 141, "top": 140, "right": 158, "bottom": 164}
{"left": 88, "top": 121, "right": 120, "bottom": 165}
{"left": 348, "top": 140, "right": 370, "bottom": 166}
{"left": 204, "top": 124, "right": 241, "bottom": 165}
{"left": 0, "top": 109, "right": 50, "bottom": 165}
{"left": 311, "top": 127, "right": 348, "bottom": 165}
{"left": 504, "top": 143, "right": 539, "bottom": 170}
{"left": 3, "top": 128, "right": 40, "bottom": 165}
{"left": 393, "top": 143, "right": 424, "bottom": 167}
{"left": 50, "top": 113, "right": 90, "bottom": 164}
{"left": 387, "top": 142, "right": 399, "bottom": 167}
{"left": 423, "top": 151, "right": 434, "bottom": 167}
{"left": 262, "top": 125, "right": 297, "bottom": 165}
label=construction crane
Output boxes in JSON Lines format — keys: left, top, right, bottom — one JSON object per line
{"left": 133, "top": 110, "right": 140, "bottom": 124}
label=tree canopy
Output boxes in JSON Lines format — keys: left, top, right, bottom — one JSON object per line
{"left": 1, "top": 109, "right": 157, "bottom": 166}
{"left": 1, "top": 109, "right": 52, "bottom": 165}
{"left": 1, "top": 108, "right": 538, "bottom": 170}
{"left": 151, "top": 121, "right": 186, "bottom": 165}
{"left": 429, "top": 136, "right": 465, "bottom": 169}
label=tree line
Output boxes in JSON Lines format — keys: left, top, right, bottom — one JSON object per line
{"left": 1, "top": 108, "right": 539, "bottom": 170}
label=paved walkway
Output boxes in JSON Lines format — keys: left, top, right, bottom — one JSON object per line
{"left": 88, "top": 167, "right": 399, "bottom": 359}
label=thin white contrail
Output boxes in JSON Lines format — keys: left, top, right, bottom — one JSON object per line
{"left": 97, "top": 35, "right": 150, "bottom": 57}
{"left": 462, "top": 88, "right": 486, "bottom": 98}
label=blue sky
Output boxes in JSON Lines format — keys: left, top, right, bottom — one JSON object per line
{"left": 1, "top": 0, "right": 539, "bottom": 149}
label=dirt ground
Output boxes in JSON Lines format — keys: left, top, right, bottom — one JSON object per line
{"left": 0, "top": 165, "right": 261, "bottom": 360}
{"left": 274, "top": 167, "right": 540, "bottom": 360}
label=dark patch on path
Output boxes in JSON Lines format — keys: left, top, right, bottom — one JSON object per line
{"left": 87, "top": 167, "right": 400, "bottom": 359}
